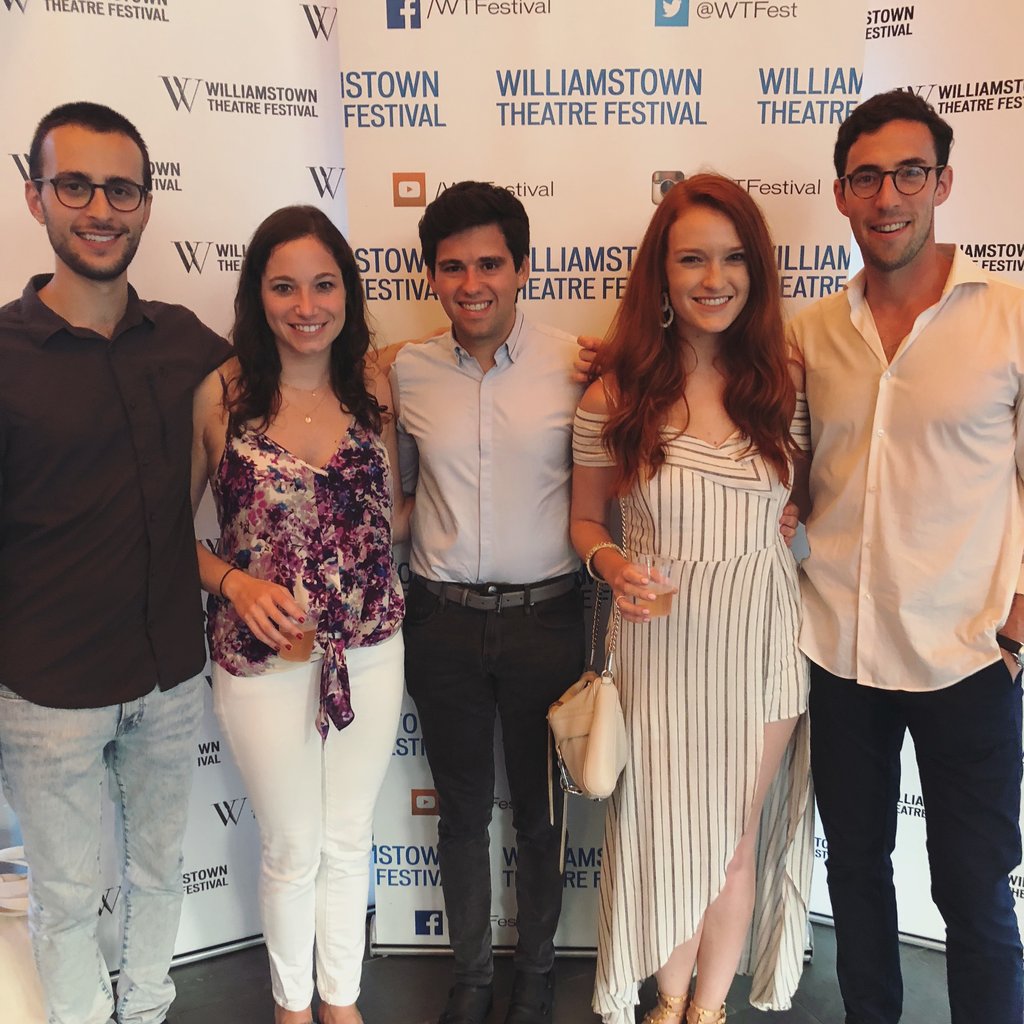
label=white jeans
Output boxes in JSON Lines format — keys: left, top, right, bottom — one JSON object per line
{"left": 212, "top": 631, "right": 404, "bottom": 1010}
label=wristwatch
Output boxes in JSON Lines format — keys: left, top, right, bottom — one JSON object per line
{"left": 996, "top": 633, "right": 1024, "bottom": 672}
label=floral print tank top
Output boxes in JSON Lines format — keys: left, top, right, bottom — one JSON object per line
{"left": 207, "top": 424, "right": 404, "bottom": 739}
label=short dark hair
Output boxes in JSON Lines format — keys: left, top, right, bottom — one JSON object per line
{"left": 418, "top": 181, "right": 530, "bottom": 273}
{"left": 833, "top": 89, "right": 954, "bottom": 179}
{"left": 29, "top": 102, "right": 152, "bottom": 191}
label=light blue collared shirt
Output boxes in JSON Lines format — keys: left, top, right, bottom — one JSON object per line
{"left": 391, "top": 311, "right": 583, "bottom": 584}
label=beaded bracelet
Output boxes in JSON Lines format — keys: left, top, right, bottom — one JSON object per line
{"left": 584, "top": 541, "right": 626, "bottom": 582}
{"left": 218, "top": 565, "right": 240, "bottom": 597}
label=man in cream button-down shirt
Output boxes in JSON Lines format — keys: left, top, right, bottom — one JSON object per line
{"left": 790, "top": 90, "right": 1024, "bottom": 1024}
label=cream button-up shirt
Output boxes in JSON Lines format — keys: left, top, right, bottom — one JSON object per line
{"left": 790, "top": 246, "right": 1024, "bottom": 691}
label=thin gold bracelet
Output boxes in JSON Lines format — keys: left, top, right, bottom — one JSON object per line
{"left": 584, "top": 541, "right": 625, "bottom": 581}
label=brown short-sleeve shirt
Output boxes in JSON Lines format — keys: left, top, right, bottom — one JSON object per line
{"left": 0, "top": 275, "right": 231, "bottom": 708}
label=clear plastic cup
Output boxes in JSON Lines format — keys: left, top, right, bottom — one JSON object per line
{"left": 279, "top": 614, "right": 318, "bottom": 662}
{"left": 634, "top": 554, "right": 676, "bottom": 617}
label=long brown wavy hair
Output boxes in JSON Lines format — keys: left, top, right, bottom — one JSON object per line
{"left": 596, "top": 173, "right": 797, "bottom": 490}
{"left": 228, "top": 205, "right": 382, "bottom": 437}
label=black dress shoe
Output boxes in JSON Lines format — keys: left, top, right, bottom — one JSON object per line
{"left": 438, "top": 982, "right": 494, "bottom": 1024}
{"left": 503, "top": 970, "right": 554, "bottom": 1024}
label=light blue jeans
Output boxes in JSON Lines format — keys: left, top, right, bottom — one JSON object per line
{"left": 0, "top": 675, "right": 204, "bottom": 1024}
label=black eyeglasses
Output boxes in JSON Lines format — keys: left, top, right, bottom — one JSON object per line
{"left": 33, "top": 176, "right": 148, "bottom": 212}
{"left": 840, "top": 165, "right": 946, "bottom": 200}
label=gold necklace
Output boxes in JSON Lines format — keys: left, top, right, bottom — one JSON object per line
{"left": 281, "top": 378, "right": 331, "bottom": 425}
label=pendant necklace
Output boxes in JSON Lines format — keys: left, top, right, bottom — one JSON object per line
{"left": 281, "top": 377, "right": 331, "bottom": 424}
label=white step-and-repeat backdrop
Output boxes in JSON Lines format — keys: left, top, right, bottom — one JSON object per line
{"left": 0, "top": 0, "right": 1022, "bottom": 992}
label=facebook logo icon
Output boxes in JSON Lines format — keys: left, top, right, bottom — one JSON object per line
{"left": 414, "top": 909, "right": 445, "bottom": 935}
{"left": 655, "top": 0, "right": 689, "bottom": 26}
{"left": 387, "top": 0, "right": 421, "bottom": 29}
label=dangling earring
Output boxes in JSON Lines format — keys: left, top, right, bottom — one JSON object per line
{"left": 660, "top": 291, "right": 675, "bottom": 329}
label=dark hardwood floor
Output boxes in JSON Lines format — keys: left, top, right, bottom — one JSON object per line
{"left": 167, "top": 922, "right": 950, "bottom": 1023}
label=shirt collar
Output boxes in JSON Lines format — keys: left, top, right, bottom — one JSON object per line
{"left": 450, "top": 309, "right": 526, "bottom": 366}
{"left": 845, "top": 243, "right": 988, "bottom": 313}
{"left": 21, "top": 274, "right": 152, "bottom": 348}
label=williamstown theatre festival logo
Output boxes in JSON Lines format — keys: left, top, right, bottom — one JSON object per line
{"left": 5, "top": 0, "right": 172, "bottom": 20}
{"left": 387, "top": 0, "right": 420, "bottom": 28}
{"left": 865, "top": 5, "right": 913, "bottom": 39}
{"left": 309, "top": 165, "right": 345, "bottom": 199}
{"left": 301, "top": 2, "right": 336, "bottom": 38}
{"left": 173, "top": 240, "right": 248, "bottom": 273}
{"left": 393, "top": 172, "right": 427, "bottom": 207}
{"left": 212, "top": 797, "right": 252, "bottom": 826}
{"left": 173, "top": 241, "right": 212, "bottom": 274}
{"left": 160, "top": 74, "right": 319, "bottom": 118}
{"left": 655, "top": 0, "right": 688, "bottom": 26}
{"left": 414, "top": 909, "right": 445, "bottom": 935}
{"left": 161, "top": 75, "right": 203, "bottom": 112}
{"left": 183, "top": 863, "right": 230, "bottom": 895}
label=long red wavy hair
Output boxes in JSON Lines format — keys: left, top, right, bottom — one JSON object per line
{"left": 596, "top": 173, "right": 797, "bottom": 491}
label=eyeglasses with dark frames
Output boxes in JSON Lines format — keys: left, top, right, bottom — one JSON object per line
{"left": 840, "top": 164, "right": 946, "bottom": 200}
{"left": 32, "top": 176, "right": 148, "bottom": 212}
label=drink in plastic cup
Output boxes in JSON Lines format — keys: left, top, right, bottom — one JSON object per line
{"left": 635, "top": 554, "right": 676, "bottom": 617}
{"left": 279, "top": 614, "right": 318, "bottom": 663}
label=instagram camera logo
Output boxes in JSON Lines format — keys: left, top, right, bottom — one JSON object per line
{"left": 387, "top": 0, "right": 421, "bottom": 29}
{"left": 393, "top": 172, "right": 427, "bottom": 207}
{"left": 655, "top": 0, "right": 689, "bottom": 26}
{"left": 652, "top": 170, "right": 685, "bottom": 205}
{"left": 414, "top": 909, "right": 445, "bottom": 935}
{"left": 411, "top": 788, "right": 439, "bottom": 815}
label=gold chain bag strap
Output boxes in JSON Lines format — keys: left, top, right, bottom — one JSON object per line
{"left": 546, "top": 580, "right": 628, "bottom": 866}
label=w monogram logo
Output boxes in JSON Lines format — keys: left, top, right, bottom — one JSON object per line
{"left": 2, "top": 0, "right": 30, "bottom": 12}
{"left": 172, "top": 241, "right": 212, "bottom": 274}
{"left": 98, "top": 886, "right": 121, "bottom": 916}
{"left": 212, "top": 798, "right": 250, "bottom": 826}
{"left": 160, "top": 75, "right": 203, "bottom": 113}
{"left": 10, "top": 154, "right": 31, "bottom": 181}
{"left": 301, "top": 3, "right": 337, "bottom": 39}
{"left": 308, "top": 165, "right": 345, "bottom": 199}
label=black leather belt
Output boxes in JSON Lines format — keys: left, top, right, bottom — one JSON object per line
{"left": 416, "top": 573, "right": 578, "bottom": 612}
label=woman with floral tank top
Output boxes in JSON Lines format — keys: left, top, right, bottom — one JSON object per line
{"left": 190, "top": 206, "right": 410, "bottom": 1024}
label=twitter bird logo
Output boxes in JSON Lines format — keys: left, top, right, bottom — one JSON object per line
{"left": 655, "top": 0, "right": 689, "bottom": 24}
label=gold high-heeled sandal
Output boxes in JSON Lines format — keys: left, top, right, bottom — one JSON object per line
{"left": 641, "top": 990, "right": 689, "bottom": 1024}
{"left": 685, "top": 1001, "right": 726, "bottom": 1024}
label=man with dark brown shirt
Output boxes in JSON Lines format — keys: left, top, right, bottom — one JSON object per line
{"left": 0, "top": 102, "right": 229, "bottom": 1024}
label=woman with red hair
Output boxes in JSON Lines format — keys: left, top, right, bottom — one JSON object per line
{"left": 571, "top": 174, "right": 812, "bottom": 1024}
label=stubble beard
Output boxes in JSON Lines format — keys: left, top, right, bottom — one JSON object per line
{"left": 860, "top": 207, "right": 934, "bottom": 274}
{"left": 46, "top": 221, "right": 142, "bottom": 283}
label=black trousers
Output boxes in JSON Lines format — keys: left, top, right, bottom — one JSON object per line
{"left": 404, "top": 576, "right": 585, "bottom": 984}
{"left": 809, "top": 659, "right": 1024, "bottom": 1024}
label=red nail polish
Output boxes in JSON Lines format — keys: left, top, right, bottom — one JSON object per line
{"left": 285, "top": 644, "right": 293, "bottom": 651}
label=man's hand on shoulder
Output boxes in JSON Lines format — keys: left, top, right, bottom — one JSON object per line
{"left": 573, "top": 334, "right": 603, "bottom": 384}
{"left": 375, "top": 326, "right": 448, "bottom": 372}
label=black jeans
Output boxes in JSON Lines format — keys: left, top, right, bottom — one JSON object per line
{"left": 809, "top": 659, "right": 1024, "bottom": 1024}
{"left": 403, "top": 576, "right": 584, "bottom": 985}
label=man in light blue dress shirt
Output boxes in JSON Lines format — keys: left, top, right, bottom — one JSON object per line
{"left": 391, "top": 182, "right": 585, "bottom": 1024}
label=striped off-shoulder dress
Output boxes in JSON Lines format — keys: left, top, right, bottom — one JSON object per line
{"left": 573, "top": 396, "right": 814, "bottom": 1023}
